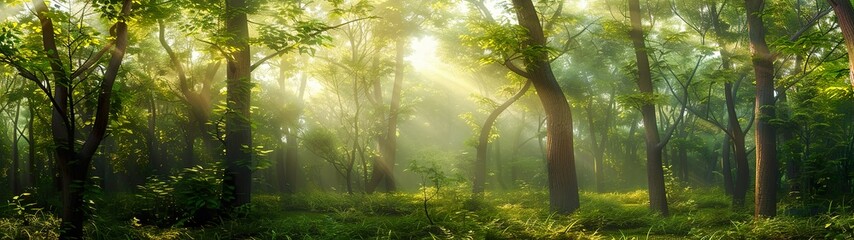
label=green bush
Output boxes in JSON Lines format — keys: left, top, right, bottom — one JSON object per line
{"left": 135, "top": 165, "right": 223, "bottom": 227}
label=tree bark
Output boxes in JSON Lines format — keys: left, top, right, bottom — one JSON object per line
{"left": 828, "top": 0, "right": 854, "bottom": 86}
{"left": 629, "top": 0, "right": 669, "bottom": 216}
{"left": 223, "top": 0, "right": 253, "bottom": 209}
{"left": 745, "top": 0, "right": 778, "bottom": 218}
{"left": 511, "top": 0, "right": 580, "bottom": 214}
{"left": 473, "top": 81, "right": 531, "bottom": 194}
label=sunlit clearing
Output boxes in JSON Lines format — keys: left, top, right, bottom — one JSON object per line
{"left": 406, "top": 36, "right": 439, "bottom": 70}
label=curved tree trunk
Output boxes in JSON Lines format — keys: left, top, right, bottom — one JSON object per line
{"left": 473, "top": 81, "right": 531, "bottom": 194}
{"left": 511, "top": 0, "right": 580, "bottom": 214}
{"left": 745, "top": 0, "right": 778, "bottom": 218}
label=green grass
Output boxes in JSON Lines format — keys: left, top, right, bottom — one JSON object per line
{"left": 2, "top": 188, "right": 853, "bottom": 239}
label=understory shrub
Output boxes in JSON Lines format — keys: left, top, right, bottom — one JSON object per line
{"left": 135, "top": 165, "right": 223, "bottom": 227}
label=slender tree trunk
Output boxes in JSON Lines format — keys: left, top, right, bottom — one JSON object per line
{"left": 629, "top": 0, "right": 669, "bottom": 216}
{"left": 183, "top": 128, "right": 197, "bottom": 167}
{"left": 473, "top": 81, "right": 531, "bottom": 194}
{"left": 828, "top": 0, "right": 854, "bottom": 86}
{"left": 725, "top": 82, "right": 750, "bottom": 207}
{"left": 512, "top": 0, "right": 580, "bottom": 214}
{"left": 368, "top": 37, "right": 406, "bottom": 193}
{"left": 148, "top": 92, "right": 163, "bottom": 175}
{"left": 223, "top": 0, "right": 253, "bottom": 209}
{"left": 780, "top": 57, "right": 799, "bottom": 196}
{"left": 10, "top": 102, "right": 21, "bottom": 195}
{"left": 745, "top": 0, "right": 778, "bottom": 218}
{"left": 585, "top": 101, "right": 605, "bottom": 193}
{"left": 722, "top": 135, "right": 734, "bottom": 195}
{"left": 27, "top": 103, "right": 36, "bottom": 188}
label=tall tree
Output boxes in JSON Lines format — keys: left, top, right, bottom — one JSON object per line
{"left": 628, "top": 0, "right": 670, "bottom": 216}
{"left": 0, "top": 0, "right": 135, "bottom": 237}
{"left": 744, "top": 0, "right": 778, "bottom": 218}
{"left": 223, "top": 0, "right": 254, "bottom": 209}
{"left": 511, "top": 0, "right": 580, "bottom": 214}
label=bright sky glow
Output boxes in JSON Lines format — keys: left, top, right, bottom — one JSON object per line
{"left": 405, "top": 36, "right": 440, "bottom": 70}
{"left": 577, "top": 0, "right": 589, "bottom": 10}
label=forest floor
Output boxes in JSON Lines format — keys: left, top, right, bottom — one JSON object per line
{"left": 2, "top": 186, "right": 854, "bottom": 239}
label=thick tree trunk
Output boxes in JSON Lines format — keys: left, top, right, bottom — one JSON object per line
{"left": 473, "top": 81, "right": 531, "bottom": 194}
{"left": 629, "top": 0, "right": 669, "bottom": 216}
{"left": 223, "top": 0, "right": 253, "bottom": 209}
{"left": 828, "top": 0, "right": 854, "bottom": 85}
{"left": 512, "top": 0, "right": 580, "bottom": 214}
{"left": 745, "top": 0, "right": 778, "bottom": 218}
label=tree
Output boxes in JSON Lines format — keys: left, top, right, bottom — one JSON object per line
{"left": 744, "top": 0, "right": 778, "bottom": 218}
{"left": 0, "top": 0, "right": 133, "bottom": 237}
{"left": 628, "top": 0, "right": 673, "bottom": 216}
{"left": 473, "top": 80, "right": 531, "bottom": 194}
{"left": 223, "top": 0, "right": 254, "bottom": 210}
{"left": 511, "top": 0, "right": 580, "bottom": 214}
{"left": 827, "top": 0, "right": 854, "bottom": 86}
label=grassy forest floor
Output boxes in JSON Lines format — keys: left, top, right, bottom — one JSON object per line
{"left": 2, "top": 187, "right": 854, "bottom": 239}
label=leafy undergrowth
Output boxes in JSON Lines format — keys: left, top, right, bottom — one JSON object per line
{"left": 2, "top": 188, "right": 854, "bottom": 239}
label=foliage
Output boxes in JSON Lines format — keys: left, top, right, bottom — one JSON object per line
{"left": 134, "top": 166, "right": 223, "bottom": 227}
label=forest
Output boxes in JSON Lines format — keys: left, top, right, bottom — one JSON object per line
{"left": 2, "top": 0, "right": 854, "bottom": 239}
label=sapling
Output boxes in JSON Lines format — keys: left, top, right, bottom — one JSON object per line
{"left": 406, "top": 160, "right": 448, "bottom": 225}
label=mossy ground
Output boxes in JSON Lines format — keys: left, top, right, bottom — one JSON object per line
{"left": 2, "top": 187, "right": 853, "bottom": 239}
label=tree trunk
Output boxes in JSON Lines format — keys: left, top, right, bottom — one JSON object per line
{"left": 10, "top": 102, "right": 21, "bottom": 195}
{"left": 223, "top": 0, "right": 253, "bottom": 209}
{"left": 725, "top": 82, "right": 750, "bottom": 207}
{"left": 147, "top": 91, "right": 163, "bottom": 175}
{"left": 28, "top": 103, "right": 37, "bottom": 188}
{"left": 367, "top": 37, "right": 406, "bottom": 193}
{"left": 35, "top": 0, "right": 133, "bottom": 236}
{"left": 828, "top": 0, "right": 854, "bottom": 85}
{"left": 473, "top": 81, "right": 531, "bottom": 194}
{"left": 511, "top": 0, "right": 580, "bottom": 214}
{"left": 629, "top": 0, "right": 669, "bottom": 216}
{"left": 585, "top": 100, "right": 605, "bottom": 193}
{"left": 721, "top": 135, "right": 734, "bottom": 195}
{"left": 745, "top": 0, "right": 778, "bottom": 218}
